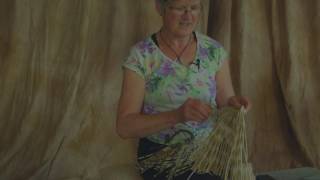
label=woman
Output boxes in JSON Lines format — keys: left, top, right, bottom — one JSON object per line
{"left": 117, "top": 0, "right": 251, "bottom": 179}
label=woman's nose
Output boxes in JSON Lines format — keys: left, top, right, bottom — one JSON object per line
{"left": 181, "top": 9, "right": 193, "bottom": 18}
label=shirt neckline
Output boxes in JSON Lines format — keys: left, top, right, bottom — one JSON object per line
{"left": 150, "top": 31, "right": 200, "bottom": 69}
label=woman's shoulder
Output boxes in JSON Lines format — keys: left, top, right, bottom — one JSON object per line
{"left": 196, "top": 32, "right": 229, "bottom": 69}
{"left": 196, "top": 32, "right": 224, "bottom": 49}
{"left": 129, "top": 35, "right": 157, "bottom": 55}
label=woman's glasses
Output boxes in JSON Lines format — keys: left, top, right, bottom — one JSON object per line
{"left": 167, "top": 4, "right": 201, "bottom": 15}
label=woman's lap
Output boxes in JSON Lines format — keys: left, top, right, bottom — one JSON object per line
{"left": 138, "top": 138, "right": 222, "bottom": 180}
{"left": 142, "top": 168, "right": 222, "bottom": 180}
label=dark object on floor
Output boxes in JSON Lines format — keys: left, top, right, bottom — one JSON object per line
{"left": 256, "top": 174, "right": 276, "bottom": 180}
{"left": 258, "top": 167, "right": 320, "bottom": 180}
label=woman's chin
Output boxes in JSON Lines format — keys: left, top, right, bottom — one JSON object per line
{"left": 175, "top": 29, "right": 194, "bottom": 37}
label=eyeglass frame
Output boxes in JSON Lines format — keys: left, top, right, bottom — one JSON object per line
{"left": 166, "top": 4, "right": 202, "bottom": 15}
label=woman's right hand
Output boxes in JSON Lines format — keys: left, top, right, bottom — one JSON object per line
{"left": 176, "top": 98, "right": 212, "bottom": 123}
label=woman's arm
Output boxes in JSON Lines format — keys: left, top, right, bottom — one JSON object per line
{"left": 117, "top": 69, "right": 212, "bottom": 139}
{"left": 117, "top": 69, "right": 180, "bottom": 139}
{"left": 215, "top": 60, "right": 251, "bottom": 110}
{"left": 215, "top": 60, "right": 236, "bottom": 107}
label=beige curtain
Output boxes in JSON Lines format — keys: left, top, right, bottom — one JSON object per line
{"left": 208, "top": 0, "right": 320, "bottom": 172}
{"left": 0, "top": 0, "right": 318, "bottom": 179}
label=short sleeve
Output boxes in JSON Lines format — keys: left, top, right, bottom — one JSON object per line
{"left": 205, "top": 38, "right": 229, "bottom": 72}
{"left": 122, "top": 47, "right": 146, "bottom": 79}
{"left": 216, "top": 46, "right": 229, "bottom": 69}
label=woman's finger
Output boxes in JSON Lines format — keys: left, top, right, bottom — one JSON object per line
{"left": 190, "top": 107, "right": 211, "bottom": 121}
{"left": 228, "top": 96, "right": 242, "bottom": 108}
{"left": 240, "top": 96, "right": 252, "bottom": 110}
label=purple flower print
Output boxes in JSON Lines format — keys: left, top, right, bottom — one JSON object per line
{"left": 199, "top": 46, "right": 209, "bottom": 59}
{"left": 208, "top": 75, "right": 217, "bottom": 98}
{"left": 143, "top": 104, "right": 157, "bottom": 114}
{"left": 158, "top": 61, "right": 175, "bottom": 76}
{"left": 138, "top": 40, "right": 156, "bottom": 54}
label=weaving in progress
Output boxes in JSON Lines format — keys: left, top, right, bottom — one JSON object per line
{"left": 139, "top": 107, "right": 255, "bottom": 180}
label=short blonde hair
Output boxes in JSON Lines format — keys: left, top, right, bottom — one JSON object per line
{"left": 156, "top": 0, "right": 171, "bottom": 11}
{"left": 157, "top": 0, "right": 170, "bottom": 5}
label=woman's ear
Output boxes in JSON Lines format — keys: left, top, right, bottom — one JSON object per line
{"left": 155, "top": 0, "right": 164, "bottom": 16}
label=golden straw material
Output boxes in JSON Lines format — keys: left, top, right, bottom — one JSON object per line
{"left": 187, "top": 106, "right": 255, "bottom": 180}
{"left": 138, "top": 107, "right": 255, "bottom": 180}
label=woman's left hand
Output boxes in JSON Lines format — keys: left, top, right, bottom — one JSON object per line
{"left": 227, "top": 96, "right": 252, "bottom": 111}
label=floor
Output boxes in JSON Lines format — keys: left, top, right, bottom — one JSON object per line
{"left": 258, "top": 167, "right": 320, "bottom": 180}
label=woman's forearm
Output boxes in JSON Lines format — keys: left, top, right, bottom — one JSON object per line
{"left": 215, "top": 60, "right": 236, "bottom": 108}
{"left": 116, "top": 110, "right": 181, "bottom": 139}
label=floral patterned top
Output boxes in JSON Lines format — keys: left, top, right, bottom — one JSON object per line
{"left": 123, "top": 31, "right": 228, "bottom": 145}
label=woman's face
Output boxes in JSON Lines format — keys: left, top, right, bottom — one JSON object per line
{"left": 162, "top": 0, "right": 201, "bottom": 37}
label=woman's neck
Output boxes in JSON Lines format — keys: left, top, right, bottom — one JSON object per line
{"left": 159, "top": 29, "right": 193, "bottom": 49}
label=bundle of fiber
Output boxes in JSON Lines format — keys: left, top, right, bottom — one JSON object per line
{"left": 138, "top": 107, "right": 255, "bottom": 180}
{"left": 187, "top": 107, "right": 255, "bottom": 180}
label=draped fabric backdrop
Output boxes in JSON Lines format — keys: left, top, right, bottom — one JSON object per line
{"left": 0, "top": 0, "right": 318, "bottom": 180}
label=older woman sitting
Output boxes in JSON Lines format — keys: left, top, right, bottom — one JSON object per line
{"left": 117, "top": 0, "right": 251, "bottom": 179}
